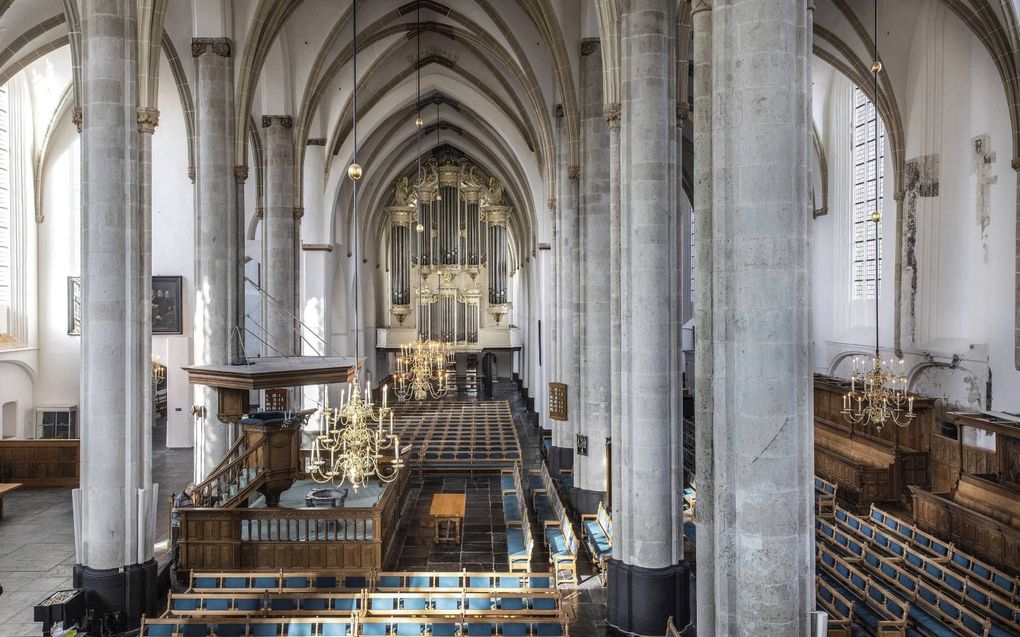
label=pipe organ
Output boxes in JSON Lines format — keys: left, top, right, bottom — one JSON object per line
{"left": 383, "top": 155, "right": 515, "bottom": 349}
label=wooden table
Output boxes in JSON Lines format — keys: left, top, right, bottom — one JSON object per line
{"left": 429, "top": 493, "right": 466, "bottom": 543}
{"left": 0, "top": 483, "right": 23, "bottom": 520}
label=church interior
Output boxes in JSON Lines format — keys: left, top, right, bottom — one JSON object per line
{"left": 2, "top": 0, "right": 1020, "bottom": 636}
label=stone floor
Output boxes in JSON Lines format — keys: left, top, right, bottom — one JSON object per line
{"left": 0, "top": 384, "right": 611, "bottom": 637}
{"left": 0, "top": 421, "right": 194, "bottom": 637}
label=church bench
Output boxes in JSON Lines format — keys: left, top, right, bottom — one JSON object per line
{"left": 506, "top": 523, "right": 535, "bottom": 573}
{"left": 814, "top": 544, "right": 909, "bottom": 636}
{"left": 141, "top": 617, "right": 356, "bottom": 636}
{"left": 362, "top": 591, "right": 561, "bottom": 616}
{"left": 829, "top": 509, "right": 1020, "bottom": 633}
{"left": 580, "top": 502, "right": 613, "bottom": 584}
{"left": 501, "top": 463, "right": 535, "bottom": 572}
{"left": 815, "top": 476, "right": 837, "bottom": 518}
{"left": 189, "top": 571, "right": 371, "bottom": 592}
{"left": 544, "top": 521, "right": 579, "bottom": 586}
{"left": 356, "top": 617, "right": 568, "bottom": 637}
{"left": 374, "top": 572, "right": 556, "bottom": 593}
{"left": 0, "top": 482, "right": 21, "bottom": 520}
{"left": 167, "top": 591, "right": 364, "bottom": 616}
{"left": 816, "top": 577, "right": 854, "bottom": 637}
{"left": 873, "top": 504, "right": 1020, "bottom": 602}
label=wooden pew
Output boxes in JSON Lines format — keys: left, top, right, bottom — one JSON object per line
{"left": 580, "top": 502, "right": 612, "bottom": 584}
{"left": 815, "top": 577, "right": 853, "bottom": 637}
{"left": 814, "top": 476, "right": 837, "bottom": 518}
{"left": 0, "top": 482, "right": 21, "bottom": 520}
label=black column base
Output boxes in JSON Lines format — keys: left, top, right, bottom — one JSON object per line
{"left": 546, "top": 445, "right": 574, "bottom": 475}
{"left": 568, "top": 487, "right": 606, "bottom": 514}
{"left": 607, "top": 559, "right": 690, "bottom": 636}
{"left": 71, "top": 558, "right": 157, "bottom": 630}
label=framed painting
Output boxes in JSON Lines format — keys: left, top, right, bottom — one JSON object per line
{"left": 152, "top": 276, "right": 183, "bottom": 334}
{"left": 67, "top": 276, "right": 81, "bottom": 335}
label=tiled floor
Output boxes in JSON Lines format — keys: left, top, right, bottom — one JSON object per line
{"left": 0, "top": 422, "right": 194, "bottom": 637}
{"left": 0, "top": 384, "right": 611, "bottom": 637}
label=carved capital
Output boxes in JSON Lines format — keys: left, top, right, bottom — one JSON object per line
{"left": 554, "top": 104, "right": 564, "bottom": 119}
{"left": 676, "top": 102, "right": 690, "bottom": 126}
{"left": 192, "top": 37, "right": 232, "bottom": 58}
{"left": 567, "top": 165, "right": 580, "bottom": 182}
{"left": 186, "top": 166, "right": 196, "bottom": 183}
{"left": 691, "top": 0, "right": 712, "bottom": 14}
{"left": 255, "top": 207, "right": 264, "bottom": 219}
{"left": 893, "top": 190, "right": 906, "bottom": 202}
{"left": 581, "top": 38, "right": 600, "bottom": 56}
{"left": 71, "top": 106, "right": 82, "bottom": 133}
{"left": 603, "top": 103, "right": 621, "bottom": 130}
{"left": 293, "top": 207, "right": 304, "bottom": 220}
{"left": 547, "top": 198, "right": 557, "bottom": 214}
{"left": 136, "top": 107, "right": 159, "bottom": 133}
{"left": 261, "top": 115, "right": 293, "bottom": 129}
{"left": 235, "top": 165, "right": 249, "bottom": 183}
{"left": 307, "top": 138, "right": 327, "bottom": 146}
{"left": 1012, "top": 158, "right": 1020, "bottom": 171}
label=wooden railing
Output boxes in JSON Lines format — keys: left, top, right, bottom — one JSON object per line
{"left": 193, "top": 439, "right": 267, "bottom": 508}
{"left": 178, "top": 465, "right": 408, "bottom": 572}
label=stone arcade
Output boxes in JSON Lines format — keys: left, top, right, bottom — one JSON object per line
{"left": 1, "top": 1, "right": 1020, "bottom": 636}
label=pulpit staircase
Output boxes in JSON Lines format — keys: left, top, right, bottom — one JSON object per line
{"left": 192, "top": 410, "right": 313, "bottom": 508}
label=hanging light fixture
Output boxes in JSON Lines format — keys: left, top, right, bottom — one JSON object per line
{"left": 842, "top": 0, "right": 914, "bottom": 431}
{"left": 395, "top": 340, "right": 452, "bottom": 401}
{"left": 310, "top": 1, "right": 403, "bottom": 488}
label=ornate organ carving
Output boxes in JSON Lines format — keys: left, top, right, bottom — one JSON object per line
{"left": 385, "top": 154, "right": 515, "bottom": 348}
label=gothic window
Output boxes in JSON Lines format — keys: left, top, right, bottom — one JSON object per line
{"left": 851, "top": 84, "right": 884, "bottom": 300}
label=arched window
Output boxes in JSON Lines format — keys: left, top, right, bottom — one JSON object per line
{"left": 851, "top": 85, "right": 884, "bottom": 300}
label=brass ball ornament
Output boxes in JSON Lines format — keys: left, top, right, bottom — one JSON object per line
{"left": 870, "top": 211, "right": 882, "bottom": 223}
{"left": 348, "top": 163, "right": 364, "bottom": 181}
{"left": 416, "top": 223, "right": 425, "bottom": 233}
{"left": 415, "top": 116, "right": 424, "bottom": 128}
{"left": 871, "top": 60, "right": 883, "bottom": 74}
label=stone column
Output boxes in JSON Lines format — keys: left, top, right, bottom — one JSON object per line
{"left": 575, "top": 38, "right": 610, "bottom": 511}
{"left": 606, "top": 102, "right": 621, "bottom": 517}
{"left": 549, "top": 107, "right": 580, "bottom": 475}
{"left": 192, "top": 37, "right": 239, "bottom": 479}
{"left": 73, "top": 0, "right": 156, "bottom": 624}
{"left": 691, "top": 2, "right": 716, "bottom": 636}
{"left": 608, "top": 2, "right": 688, "bottom": 634}
{"left": 707, "top": 0, "right": 814, "bottom": 633}
{"left": 262, "top": 115, "right": 297, "bottom": 356}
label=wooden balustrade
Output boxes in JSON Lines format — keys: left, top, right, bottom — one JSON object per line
{"left": 178, "top": 465, "right": 408, "bottom": 572}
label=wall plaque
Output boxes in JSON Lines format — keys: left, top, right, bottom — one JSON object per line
{"left": 549, "top": 382, "right": 567, "bottom": 421}
{"left": 265, "top": 388, "right": 289, "bottom": 412}
{"left": 576, "top": 433, "right": 588, "bottom": 457}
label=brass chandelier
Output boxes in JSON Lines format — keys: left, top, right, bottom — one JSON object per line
{"left": 309, "top": 380, "right": 402, "bottom": 488}
{"left": 309, "top": 0, "right": 403, "bottom": 488}
{"left": 841, "top": 0, "right": 915, "bottom": 432}
{"left": 395, "top": 339, "right": 452, "bottom": 401}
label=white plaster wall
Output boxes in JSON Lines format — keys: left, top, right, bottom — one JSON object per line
{"left": 0, "top": 362, "right": 35, "bottom": 438}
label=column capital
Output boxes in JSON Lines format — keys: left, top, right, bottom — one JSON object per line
{"left": 192, "top": 37, "right": 232, "bottom": 58}
{"left": 581, "top": 38, "right": 600, "bottom": 56}
{"left": 567, "top": 165, "right": 580, "bottom": 182}
{"left": 676, "top": 102, "right": 690, "bottom": 126}
{"left": 187, "top": 166, "right": 196, "bottom": 183}
{"left": 691, "top": 0, "right": 712, "bottom": 14}
{"left": 261, "top": 115, "right": 293, "bottom": 129}
{"left": 293, "top": 207, "right": 304, "bottom": 220}
{"left": 547, "top": 198, "right": 557, "bottom": 214}
{"left": 255, "top": 207, "right": 264, "bottom": 219}
{"left": 307, "top": 137, "right": 327, "bottom": 146}
{"left": 603, "top": 103, "right": 621, "bottom": 130}
{"left": 893, "top": 190, "right": 906, "bottom": 201}
{"left": 1012, "top": 158, "right": 1020, "bottom": 171}
{"left": 235, "top": 165, "right": 249, "bottom": 183}
{"left": 71, "top": 106, "right": 82, "bottom": 133}
{"left": 136, "top": 107, "right": 159, "bottom": 133}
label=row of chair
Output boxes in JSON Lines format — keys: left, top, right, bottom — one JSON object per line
{"left": 829, "top": 509, "right": 1018, "bottom": 633}
{"left": 815, "top": 476, "right": 837, "bottom": 518}
{"left": 142, "top": 616, "right": 568, "bottom": 637}
{"left": 529, "top": 464, "right": 579, "bottom": 585}
{"left": 867, "top": 505, "right": 1020, "bottom": 601}
{"left": 817, "top": 530, "right": 1011, "bottom": 637}
{"left": 580, "top": 503, "right": 612, "bottom": 585}
{"left": 166, "top": 589, "right": 562, "bottom": 618}
{"left": 188, "top": 572, "right": 557, "bottom": 594}
{"left": 501, "top": 464, "right": 536, "bottom": 572}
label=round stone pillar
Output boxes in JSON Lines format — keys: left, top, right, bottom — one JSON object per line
{"left": 608, "top": 1, "right": 689, "bottom": 634}
{"left": 262, "top": 115, "right": 297, "bottom": 356}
